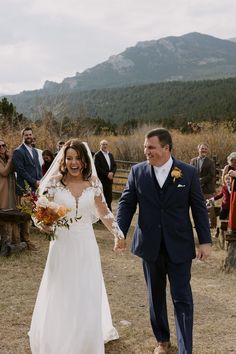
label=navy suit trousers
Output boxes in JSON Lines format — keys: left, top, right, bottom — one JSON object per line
{"left": 143, "top": 253, "right": 193, "bottom": 354}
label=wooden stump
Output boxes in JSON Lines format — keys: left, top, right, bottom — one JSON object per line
{"left": 223, "top": 235, "right": 236, "bottom": 271}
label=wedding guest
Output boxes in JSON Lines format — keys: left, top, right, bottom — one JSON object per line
{"left": 207, "top": 173, "right": 231, "bottom": 220}
{"left": 116, "top": 128, "right": 211, "bottom": 354}
{"left": 190, "top": 143, "right": 216, "bottom": 227}
{"left": 94, "top": 139, "right": 117, "bottom": 211}
{"left": 0, "top": 139, "right": 19, "bottom": 249}
{"left": 221, "top": 151, "right": 236, "bottom": 184}
{"left": 225, "top": 152, "right": 236, "bottom": 235}
{"left": 54, "top": 140, "right": 65, "bottom": 157}
{"left": 0, "top": 139, "right": 16, "bottom": 209}
{"left": 12, "top": 127, "right": 42, "bottom": 250}
{"left": 29, "top": 139, "right": 125, "bottom": 354}
{"left": 42, "top": 149, "right": 54, "bottom": 175}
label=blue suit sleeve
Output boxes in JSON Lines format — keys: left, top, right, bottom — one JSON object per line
{"left": 13, "top": 149, "right": 37, "bottom": 187}
{"left": 116, "top": 167, "right": 138, "bottom": 237}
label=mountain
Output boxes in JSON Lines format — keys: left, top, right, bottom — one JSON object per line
{"left": 229, "top": 37, "right": 236, "bottom": 43}
{"left": 5, "top": 32, "right": 236, "bottom": 120}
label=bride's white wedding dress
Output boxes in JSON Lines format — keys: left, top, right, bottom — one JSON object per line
{"left": 29, "top": 179, "right": 123, "bottom": 354}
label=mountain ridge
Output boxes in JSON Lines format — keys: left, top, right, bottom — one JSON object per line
{"left": 3, "top": 32, "right": 236, "bottom": 120}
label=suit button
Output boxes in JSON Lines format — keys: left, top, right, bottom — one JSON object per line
{"left": 158, "top": 224, "right": 161, "bottom": 228}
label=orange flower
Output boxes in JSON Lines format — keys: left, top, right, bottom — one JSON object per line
{"left": 34, "top": 206, "right": 61, "bottom": 225}
{"left": 57, "top": 206, "right": 70, "bottom": 217}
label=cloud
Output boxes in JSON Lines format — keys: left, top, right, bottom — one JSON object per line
{"left": 1, "top": 0, "right": 236, "bottom": 94}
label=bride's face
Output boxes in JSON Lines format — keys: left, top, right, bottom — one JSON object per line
{"left": 65, "top": 148, "right": 84, "bottom": 177}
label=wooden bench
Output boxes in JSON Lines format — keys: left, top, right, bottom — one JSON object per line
{"left": 0, "top": 209, "right": 31, "bottom": 256}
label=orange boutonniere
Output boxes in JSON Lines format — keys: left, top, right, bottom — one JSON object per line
{"left": 171, "top": 167, "right": 183, "bottom": 182}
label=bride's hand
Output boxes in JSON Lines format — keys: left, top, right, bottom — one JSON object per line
{"left": 39, "top": 223, "right": 53, "bottom": 234}
{"left": 113, "top": 238, "right": 127, "bottom": 252}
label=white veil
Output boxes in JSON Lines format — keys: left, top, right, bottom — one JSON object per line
{"left": 38, "top": 141, "right": 97, "bottom": 196}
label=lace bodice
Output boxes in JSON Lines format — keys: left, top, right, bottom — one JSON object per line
{"left": 46, "top": 177, "right": 124, "bottom": 240}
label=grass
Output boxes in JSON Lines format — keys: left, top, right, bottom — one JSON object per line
{"left": 3, "top": 122, "right": 236, "bottom": 167}
{"left": 0, "top": 213, "right": 236, "bottom": 354}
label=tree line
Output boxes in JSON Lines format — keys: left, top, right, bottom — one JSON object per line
{"left": 1, "top": 77, "right": 236, "bottom": 137}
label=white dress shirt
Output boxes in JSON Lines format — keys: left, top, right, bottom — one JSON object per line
{"left": 153, "top": 157, "right": 173, "bottom": 188}
{"left": 101, "top": 151, "right": 111, "bottom": 169}
{"left": 23, "top": 143, "right": 34, "bottom": 159}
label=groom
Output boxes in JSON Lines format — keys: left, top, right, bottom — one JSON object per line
{"left": 116, "top": 128, "right": 211, "bottom": 354}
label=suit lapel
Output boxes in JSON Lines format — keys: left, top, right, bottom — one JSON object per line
{"left": 100, "top": 151, "right": 110, "bottom": 169}
{"left": 201, "top": 157, "right": 208, "bottom": 171}
{"left": 162, "top": 159, "right": 183, "bottom": 203}
{"left": 21, "top": 144, "right": 35, "bottom": 165}
{"left": 144, "top": 159, "right": 183, "bottom": 205}
{"left": 145, "top": 164, "right": 163, "bottom": 207}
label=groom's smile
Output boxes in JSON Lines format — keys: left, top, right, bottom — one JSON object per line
{"left": 144, "top": 136, "right": 171, "bottom": 167}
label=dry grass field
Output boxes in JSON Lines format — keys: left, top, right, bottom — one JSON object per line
{"left": 1, "top": 206, "right": 236, "bottom": 354}
{"left": 3, "top": 122, "right": 236, "bottom": 167}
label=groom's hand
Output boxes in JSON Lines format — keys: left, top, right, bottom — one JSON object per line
{"left": 196, "top": 243, "right": 212, "bottom": 261}
{"left": 113, "top": 238, "right": 127, "bottom": 252}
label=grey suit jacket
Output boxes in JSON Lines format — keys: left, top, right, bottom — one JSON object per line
{"left": 190, "top": 156, "right": 215, "bottom": 194}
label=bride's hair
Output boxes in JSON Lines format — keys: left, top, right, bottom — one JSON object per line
{"left": 59, "top": 139, "right": 92, "bottom": 180}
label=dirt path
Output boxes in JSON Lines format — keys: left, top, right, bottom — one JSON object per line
{"left": 0, "top": 224, "right": 235, "bottom": 354}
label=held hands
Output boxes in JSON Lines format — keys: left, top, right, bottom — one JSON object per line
{"left": 196, "top": 243, "right": 211, "bottom": 262}
{"left": 113, "top": 238, "right": 127, "bottom": 252}
{"left": 39, "top": 223, "right": 53, "bottom": 235}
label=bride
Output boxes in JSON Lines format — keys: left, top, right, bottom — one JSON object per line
{"left": 29, "top": 139, "right": 126, "bottom": 354}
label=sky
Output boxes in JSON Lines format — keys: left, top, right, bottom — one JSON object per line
{"left": 1, "top": 0, "right": 236, "bottom": 95}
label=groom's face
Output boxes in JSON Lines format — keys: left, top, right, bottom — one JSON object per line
{"left": 144, "top": 136, "right": 170, "bottom": 167}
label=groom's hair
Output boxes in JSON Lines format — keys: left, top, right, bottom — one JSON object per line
{"left": 145, "top": 128, "right": 173, "bottom": 151}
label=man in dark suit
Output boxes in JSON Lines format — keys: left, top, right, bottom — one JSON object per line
{"left": 94, "top": 139, "right": 117, "bottom": 211}
{"left": 115, "top": 128, "right": 211, "bottom": 354}
{"left": 13, "top": 127, "right": 42, "bottom": 250}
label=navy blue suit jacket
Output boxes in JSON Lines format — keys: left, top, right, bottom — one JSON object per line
{"left": 13, "top": 144, "right": 42, "bottom": 195}
{"left": 117, "top": 158, "right": 211, "bottom": 263}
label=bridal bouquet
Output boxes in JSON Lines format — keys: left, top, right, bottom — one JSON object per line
{"left": 18, "top": 183, "right": 79, "bottom": 240}
{"left": 34, "top": 196, "right": 72, "bottom": 231}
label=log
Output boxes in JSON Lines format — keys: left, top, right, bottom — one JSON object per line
{"left": 0, "top": 209, "right": 31, "bottom": 223}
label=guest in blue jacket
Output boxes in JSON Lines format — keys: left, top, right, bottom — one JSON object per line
{"left": 13, "top": 127, "right": 42, "bottom": 250}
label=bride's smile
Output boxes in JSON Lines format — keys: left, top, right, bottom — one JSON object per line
{"left": 65, "top": 148, "right": 84, "bottom": 177}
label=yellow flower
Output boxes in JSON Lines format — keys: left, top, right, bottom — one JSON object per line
{"left": 171, "top": 167, "right": 183, "bottom": 182}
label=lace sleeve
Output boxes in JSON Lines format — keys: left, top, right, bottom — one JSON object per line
{"left": 92, "top": 178, "right": 124, "bottom": 240}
